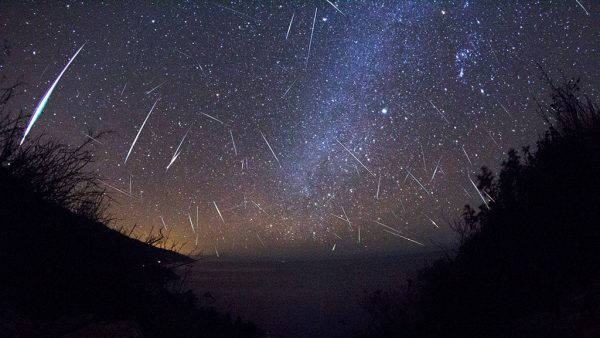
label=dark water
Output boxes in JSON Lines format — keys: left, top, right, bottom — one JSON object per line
{"left": 186, "top": 252, "right": 440, "bottom": 337}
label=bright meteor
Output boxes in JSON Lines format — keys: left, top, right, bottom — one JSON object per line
{"left": 124, "top": 98, "right": 161, "bottom": 164}
{"left": 21, "top": 42, "right": 86, "bottom": 145}
{"left": 166, "top": 127, "right": 191, "bottom": 171}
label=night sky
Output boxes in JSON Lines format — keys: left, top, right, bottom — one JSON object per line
{"left": 1, "top": 1, "right": 599, "bottom": 257}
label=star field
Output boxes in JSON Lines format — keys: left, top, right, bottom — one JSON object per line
{"left": 1, "top": 1, "right": 599, "bottom": 256}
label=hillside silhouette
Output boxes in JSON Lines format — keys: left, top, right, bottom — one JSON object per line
{"left": 0, "top": 84, "right": 262, "bottom": 337}
{"left": 365, "top": 77, "right": 600, "bottom": 337}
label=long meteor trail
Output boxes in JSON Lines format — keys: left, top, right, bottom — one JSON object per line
{"left": 306, "top": 7, "right": 317, "bottom": 66}
{"left": 576, "top": 0, "right": 590, "bottom": 16}
{"left": 82, "top": 132, "right": 104, "bottom": 145}
{"left": 285, "top": 12, "right": 294, "bottom": 40}
{"left": 145, "top": 80, "right": 167, "bottom": 95}
{"left": 335, "top": 138, "right": 375, "bottom": 177}
{"left": 230, "top": 129, "right": 238, "bottom": 156}
{"left": 98, "top": 179, "right": 137, "bottom": 200}
{"left": 124, "top": 98, "right": 160, "bottom": 164}
{"left": 188, "top": 213, "right": 195, "bottom": 233}
{"left": 21, "top": 43, "right": 86, "bottom": 145}
{"left": 408, "top": 170, "right": 430, "bottom": 195}
{"left": 201, "top": 112, "right": 225, "bottom": 125}
{"left": 175, "top": 49, "right": 204, "bottom": 72}
{"left": 468, "top": 173, "right": 490, "bottom": 209}
{"left": 213, "top": 201, "right": 225, "bottom": 224}
{"left": 260, "top": 130, "right": 281, "bottom": 168}
{"left": 372, "top": 220, "right": 424, "bottom": 246}
{"left": 430, "top": 157, "right": 442, "bottom": 182}
{"left": 325, "top": 0, "right": 344, "bottom": 14}
{"left": 166, "top": 127, "right": 191, "bottom": 171}
{"left": 281, "top": 78, "right": 297, "bottom": 98}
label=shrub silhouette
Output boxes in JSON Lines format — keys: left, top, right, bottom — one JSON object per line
{"left": 365, "top": 78, "right": 600, "bottom": 337}
{"left": 0, "top": 84, "right": 262, "bottom": 337}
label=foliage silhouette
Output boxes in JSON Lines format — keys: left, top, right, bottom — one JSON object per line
{"left": 365, "top": 78, "right": 600, "bottom": 337}
{"left": 0, "top": 84, "right": 262, "bottom": 337}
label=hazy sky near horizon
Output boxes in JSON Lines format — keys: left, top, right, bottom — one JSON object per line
{"left": 1, "top": 1, "right": 599, "bottom": 257}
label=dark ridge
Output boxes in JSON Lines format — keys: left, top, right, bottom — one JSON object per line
{"left": 0, "top": 84, "right": 262, "bottom": 337}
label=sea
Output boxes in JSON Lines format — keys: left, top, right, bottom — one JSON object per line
{"left": 185, "top": 251, "right": 442, "bottom": 337}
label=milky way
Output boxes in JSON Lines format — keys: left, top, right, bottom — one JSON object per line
{"left": 1, "top": 1, "right": 599, "bottom": 256}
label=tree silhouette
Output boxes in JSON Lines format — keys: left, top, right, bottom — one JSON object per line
{"left": 366, "top": 77, "right": 600, "bottom": 337}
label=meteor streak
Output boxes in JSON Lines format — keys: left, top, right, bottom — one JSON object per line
{"left": 159, "top": 216, "right": 167, "bottom": 230}
{"left": 468, "top": 173, "right": 490, "bottom": 209}
{"left": 82, "top": 132, "right": 104, "bottom": 145}
{"left": 166, "top": 127, "right": 191, "bottom": 171}
{"left": 175, "top": 49, "right": 204, "bottom": 72}
{"left": 285, "top": 12, "right": 294, "bottom": 39}
{"left": 213, "top": 201, "right": 225, "bottom": 224}
{"left": 430, "top": 157, "right": 442, "bottom": 182}
{"left": 342, "top": 206, "right": 352, "bottom": 229}
{"left": 188, "top": 213, "right": 195, "bottom": 233}
{"left": 281, "top": 78, "right": 297, "bottom": 98}
{"left": 325, "top": 0, "right": 344, "bottom": 14}
{"left": 208, "top": 2, "right": 259, "bottom": 21}
{"left": 382, "top": 229, "right": 425, "bottom": 246}
{"left": 120, "top": 82, "right": 127, "bottom": 96}
{"left": 145, "top": 80, "right": 167, "bottom": 95}
{"left": 429, "top": 100, "right": 450, "bottom": 124}
{"left": 372, "top": 220, "right": 424, "bottom": 246}
{"left": 256, "top": 232, "right": 266, "bottom": 248}
{"left": 462, "top": 145, "right": 473, "bottom": 165}
{"left": 421, "top": 144, "right": 427, "bottom": 171}
{"left": 373, "top": 220, "right": 401, "bottom": 234}
{"left": 21, "top": 42, "right": 86, "bottom": 145}
{"left": 330, "top": 213, "right": 349, "bottom": 222}
{"left": 576, "top": 0, "right": 590, "bottom": 16}
{"left": 201, "top": 112, "right": 225, "bottom": 125}
{"left": 250, "top": 200, "right": 269, "bottom": 215}
{"left": 335, "top": 138, "right": 375, "bottom": 176}
{"left": 98, "top": 179, "right": 137, "bottom": 199}
{"left": 484, "top": 190, "right": 496, "bottom": 202}
{"left": 497, "top": 100, "right": 513, "bottom": 119}
{"left": 124, "top": 98, "right": 160, "bottom": 164}
{"left": 36, "top": 64, "right": 49, "bottom": 87}
{"left": 230, "top": 129, "right": 238, "bottom": 155}
{"left": 306, "top": 7, "right": 317, "bottom": 66}
{"left": 175, "top": 49, "right": 192, "bottom": 58}
{"left": 260, "top": 130, "right": 281, "bottom": 167}
{"left": 408, "top": 170, "right": 430, "bottom": 195}
{"left": 488, "top": 131, "right": 500, "bottom": 147}
{"left": 424, "top": 214, "right": 440, "bottom": 228}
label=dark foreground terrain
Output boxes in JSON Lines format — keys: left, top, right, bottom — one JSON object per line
{"left": 0, "top": 86, "right": 261, "bottom": 337}
{"left": 0, "top": 168, "right": 262, "bottom": 337}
